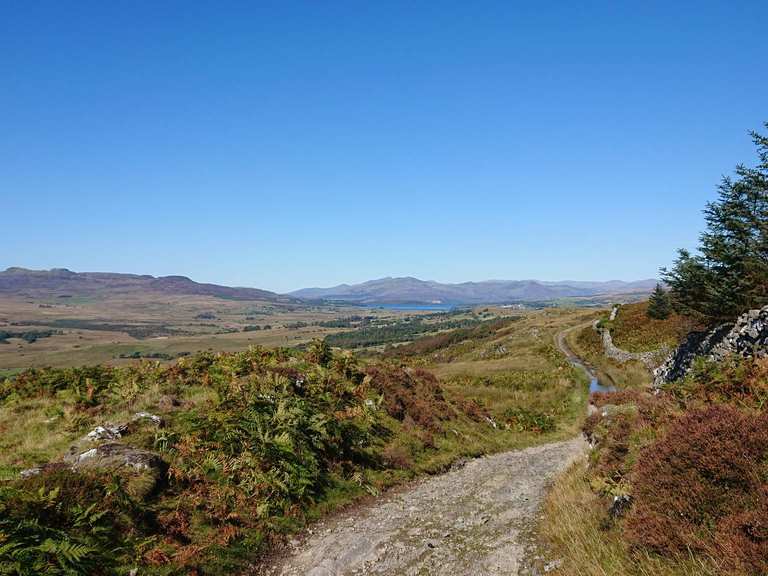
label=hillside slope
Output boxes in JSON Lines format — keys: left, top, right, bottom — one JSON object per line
{"left": 0, "top": 267, "right": 290, "bottom": 302}
{"left": 0, "top": 308, "right": 593, "bottom": 574}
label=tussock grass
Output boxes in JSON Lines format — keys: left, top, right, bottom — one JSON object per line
{"left": 541, "top": 458, "right": 718, "bottom": 576}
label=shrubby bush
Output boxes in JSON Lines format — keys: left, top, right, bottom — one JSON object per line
{"left": 585, "top": 357, "right": 768, "bottom": 575}
{"left": 583, "top": 390, "right": 674, "bottom": 485}
{"left": 667, "top": 356, "right": 768, "bottom": 409}
{"left": 503, "top": 406, "right": 555, "bottom": 433}
{"left": 0, "top": 345, "right": 487, "bottom": 574}
{"left": 365, "top": 365, "right": 452, "bottom": 431}
{"left": 0, "top": 468, "right": 149, "bottom": 575}
{"left": 627, "top": 405, "right": 768, "bottom": 575}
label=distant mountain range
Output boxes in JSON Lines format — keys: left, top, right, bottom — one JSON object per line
{"left": 1, "top": 268, "right": 658, "bottom": 306}
{"left": 0, "top": 267, "right": 291, "bottom": 302}
{"left": 289, "top": 276, "right": 658, "bottom": 305}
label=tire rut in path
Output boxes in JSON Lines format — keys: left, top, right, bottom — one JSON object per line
{"left": 263, "top": 437, "right": 586, "bottom": 576}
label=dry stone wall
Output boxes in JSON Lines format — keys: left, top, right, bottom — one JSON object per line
{"left": 596, "top": 320, "right": 665, "bottom": 370}
{"left": 654, "top": 305, "right": 768, "bottom": 386}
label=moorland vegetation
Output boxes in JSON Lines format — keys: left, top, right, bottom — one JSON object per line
{"left": 546, "top": 123, "right": 768, "bottom": 576}
{"left": 0, "top": 308, "right": 590, "bottom": 575}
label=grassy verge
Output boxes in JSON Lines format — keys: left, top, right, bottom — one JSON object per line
{"left": 609, "top": 302, "right": 698, "bottom": 353}
{"left": 539, "top": 354, "right": 768, "bottom": 576}
{"left": 540, "top": 458, "right": 718, "bottom": 576}
{"left": 567, "top": 323, "right": 652, "bottom": 389}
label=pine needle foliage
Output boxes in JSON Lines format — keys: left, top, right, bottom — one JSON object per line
{"left": 646, "top": 284, "right": 672, "bottom": 320}
{"left": 662, "top": 123, "right": 768, "bottom": 323}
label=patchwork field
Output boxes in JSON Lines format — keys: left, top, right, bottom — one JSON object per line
{"left": 0, "top": 289, "right": 561, "bottom": 376}
{"left": 0, "top": 294, "right": 422, "bottom": 374}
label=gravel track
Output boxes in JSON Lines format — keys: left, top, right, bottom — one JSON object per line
{"left": 263, "top": 437, "right": 587, "bottom": 576}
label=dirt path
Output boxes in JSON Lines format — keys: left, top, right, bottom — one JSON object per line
{"left": 554, "top": 321, "right": 594, "bottom": 366}
{"left": 262, "top": 437, "right": 586, "bottom": 576}
{"left": 556, "top": 322, "right": 618, "bottom": 394}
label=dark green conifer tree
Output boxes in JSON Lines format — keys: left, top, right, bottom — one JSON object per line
{"left": 647, "top": 283, "right": 671, "bottom": 319}
{"left": 662, "top": 124, "right": 768, "bottom": 323}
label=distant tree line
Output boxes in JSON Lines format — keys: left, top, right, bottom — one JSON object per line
{"left": 383, "top": 317, "right": 522, "bottom": 358}
{"left": 195, "top": 312, "right": 218, "bottom": 320}
{"left": 324, "top": 316, "right": 501, "bottom": 349}
{"left": 663, "top": 123, "right": 768, "bottom": 324}
{"left": 22, "top": 319, "right": 181, "bottom": 339}
{"left": 283, "top": 316, "right": 374, "bottom": 330}
{"left": 0, "top": 329, "right": 60, "bottom": 344}
{"left": 317, "top": 315, "right": 369, "bottom": 328}
{"left": 243, "top": 324, "right": 272, "bottom": 332}
{"left": 117, "top": 351, "right": 190, "bottom": 360}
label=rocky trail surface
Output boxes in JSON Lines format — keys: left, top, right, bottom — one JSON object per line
{"left": 555, "top": 322, "right": 593, "bottom": 367}
{"left": 261, "top": 437, "right": 587, "bottom": 576}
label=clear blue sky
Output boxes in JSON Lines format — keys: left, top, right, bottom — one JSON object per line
{"left": 2, "top": 1, "right": 766, "bottom": 293}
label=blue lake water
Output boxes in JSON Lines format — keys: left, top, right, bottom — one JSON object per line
{"left": 567, "top": 355, "right": 617, "bottom": 394}
{"left": 589, "top": 376, "right": 617, "bottom": 394}
{"left": 365, "top": 303, "right": 457, "bottom": 312}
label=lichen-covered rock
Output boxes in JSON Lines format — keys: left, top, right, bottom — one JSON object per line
{"left": 67, "top": 442, "right": 166, "bottom": 473}
{"left": 68, "top": 442, "right": 168, "bottom": 498}
{"left": 609, "top": 494, "right": 632, "bottom": 519}
{"left": 654, "top": 305, "right": 768, "bottom": 386}
{"left": 133, "top": 411, "right": 162, "bottom": 425}
{"left": 19, "top": 461, "right": 70, "bottom": 479}
{"left": 19, "top": 466, "right": 43, "bottom": 478}
{"left": 67, "top": 411, "right": 164, "bottom": 461}
{"left": 22, "top": 444, "right": 167, "bottom": 498}
{"left": 710, "top": 306, "right": 768, "bottom": 359}
{"left": 86, "top": 423, "right": 128, "bottom": 442}
{"left": 22, "top": 412, "right": 167, "bottom": 498}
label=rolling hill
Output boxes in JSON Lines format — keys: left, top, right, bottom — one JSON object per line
{"left": 0, "top": 267, "right": 291, "bottom": 302}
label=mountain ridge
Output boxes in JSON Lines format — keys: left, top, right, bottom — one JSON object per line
{"left": 0, "top": 268, "right": 658, "bottom": 306}
{"left": 289, "top": 276, "right": 658, "bottom": 304}
{"left": 0, "top": 267, "right": 292, "bottom": 302}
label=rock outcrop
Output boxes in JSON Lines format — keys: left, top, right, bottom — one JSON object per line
{"left": 654, "top": 305, "right": 768, "bottom": 386}
{"left": 65, "top": 411, "right": 163, "bottom": 461}
{"left": 66, "top": 442, "right": 167, "bottom": 483}
{"left": 84, "top": 411, "right": 162, "bottom": 442}
{"left": 20, "top": 412, "right": 166, "bottom": 497}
